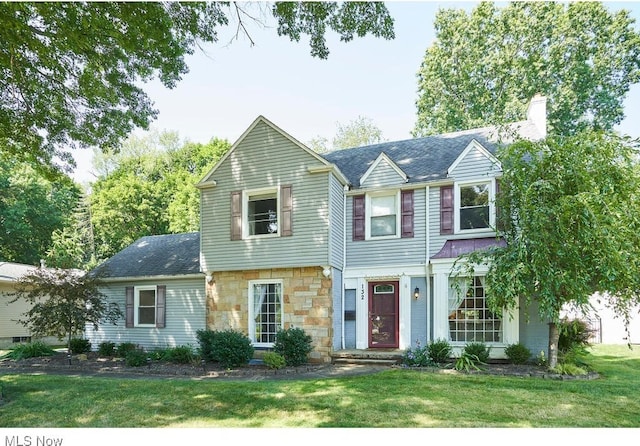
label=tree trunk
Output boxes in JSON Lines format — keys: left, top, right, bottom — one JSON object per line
{"left": 548, "top": 321, "right": 559, "bottom": 369}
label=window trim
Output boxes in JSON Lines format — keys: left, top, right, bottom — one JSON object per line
{"left": 454, "top": 179, "right": 495, "bottom": 234}
{"left": 365, "top": 190, "right": 401, "bottom": 240}
{"left": 134, "top": 285, "right": 157, "bottom": 328}
{"left": 243, "top": 186, "right": 280, "bottom": 239}
{"left": 248, "top": 279, "right": 284, "bottom": 348}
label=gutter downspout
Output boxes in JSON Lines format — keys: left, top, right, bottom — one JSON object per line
{"left": 341, "top": 184, "right": 348, "bottom": 350}
{"left": 425, "top": 185, "right": 431, "bottom": 342}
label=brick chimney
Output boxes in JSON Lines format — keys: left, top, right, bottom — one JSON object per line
{"left": 526, "top": 94, "right": 547, "bottom": 139}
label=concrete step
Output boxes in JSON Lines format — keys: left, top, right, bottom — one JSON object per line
{"left": 332, "top": 357, "right": 399, "bottom": 365}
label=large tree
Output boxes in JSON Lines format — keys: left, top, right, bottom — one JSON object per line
{"left": 0, "top": 156, "right": 81, "bottom": 265}
{"left": 10, "top": 267, "right": 123, "bottom": 355}
{"left": 413, "top": 1, "right": 640, "bottom": 137}
{"left": 457, "top": 130, "right": 640, "bottom": 368}
{"left": 309, "top": 115, "right": 385, "bottom": 153}
{"left": 0, "top": 2, "right": 394, "bottom": 176}
{"left": 89, "top": 133, "right": 230, "bottom": 261}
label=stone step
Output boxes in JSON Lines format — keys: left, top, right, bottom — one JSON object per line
{"left": 332, "top": 357, "right": 399, "bottom": 365}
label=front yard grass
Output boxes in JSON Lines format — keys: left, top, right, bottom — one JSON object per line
{"left": 1, "top": 344, "right": 639, "bottom": 428}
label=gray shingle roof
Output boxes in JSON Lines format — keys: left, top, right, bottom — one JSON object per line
{"left": 322, "top": 121, "right": 541, "bottom": 188}
{"left": 0, "top": 262, "right": 39, "bottom": 282}
{"left": 91, "top": 232, "right": 201, "bottom": 279}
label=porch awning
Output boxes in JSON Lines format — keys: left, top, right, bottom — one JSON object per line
{"left": 431, "top": 237, "right": 506, "bottom": 259}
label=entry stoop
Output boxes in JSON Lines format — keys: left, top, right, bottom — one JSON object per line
{"left": 331, "top": 349, "right": 403, "bottom": 365}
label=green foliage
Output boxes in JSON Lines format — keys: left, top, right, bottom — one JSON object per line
{"left": 558, "top": 318, "right": 594, "bottom": 353}
{"left": 0, "top": 158, "right": 81, "bottom": 265}
{"left": 0, "top": 2, "right": 394, "bottom": 175}
{"left": 69, "top": 338, "right": 91, "bottom": 354}
{"left": 504, "top": 343, "right": 532, "bottom": 364}
{"left": 414, "top": 1, "right": 640, "bottom": 137}
{"left": 10, "top": 268, "right": 123, "bottom": 356}
{"left": 454, "top": 350, "right": 483, "bottom": 372}
{"left": 402, "top": 340, "right": 436, "bottom": 367}
{"left": 124, "top": 348, "right": 149, "bottom": 367}
{"left": 463, "top": 342, "right": 491, "bottom": 364}
{"left": 263, "top": 352, "right": 286, "bottom": 370}
{"left": 3, "top": 341, "right": 55, "bottom": 360}
{"left": 97, "top": 341, "right": 116, "bottom": 357}
{"left": 115, "top": 342, "right": 139, "bottom": 358}
{"left": 536, "top": 351, "right": 548, "bottom": 367}
{"left": 458, "top": 130, "right": 640, "bottom": 368}
{"left": 163, "top": 346, "right": 196, "bottom": 364}
{"left": 273, "top": 327, "right": 313, "bottom": 367}
{"left": 89, "top": 135, "right": 231, "bottom": 260}
{"left": 199, "top": 329, "right": 254, "bottom": 369}
{"left": 427, "top": 338, "right": 452, "bottom": 364}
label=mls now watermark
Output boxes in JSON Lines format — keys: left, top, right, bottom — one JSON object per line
{"left": 5, "top": 436, "right": 63, "bottom": 446}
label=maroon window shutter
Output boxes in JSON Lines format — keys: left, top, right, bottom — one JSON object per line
{"left": 440, "top": 185, "right": 454, "bottom": 235}
{"left": 125, "top": 287, "right": 134, "bottom": 328}
{"left": 280, "top": 185, "right": 293, "bottom": 237}
{"left": 156, "top": 285, "right": 166, "bottom": 328}
{"left": 230, "top": 191, "right": 242, "bottom": 240}
{"left": 352, "top": 194, "right": 365, "bottom": 241}
{"left": 401, "top": 189, "right": 414, "bottom": 238}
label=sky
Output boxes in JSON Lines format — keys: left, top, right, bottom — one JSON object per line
{"left": 71, "top": 1, "right": 640, "bottom": 184}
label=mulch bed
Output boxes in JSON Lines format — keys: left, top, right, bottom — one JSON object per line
{"left": 0, "top": 352, "right": 600, "bottom": 381}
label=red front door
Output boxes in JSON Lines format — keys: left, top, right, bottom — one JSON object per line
{"left": 368, "top": 281, "right": 399, "bottom": 348}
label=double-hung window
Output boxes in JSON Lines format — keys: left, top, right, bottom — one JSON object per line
{"left": 456, "top": 181, "right": 494, "bottom": 232}
{"left": 246, "top": 189, "right": 279, "bottom": 236}
{"left": 367, "top": 192, "right": 399, "bottom": 239}
{"left": 249, "top": 280, "right": 283, "bottom": 346}
{"left": 135, "top": 286, "right": 157, "bottom": 327}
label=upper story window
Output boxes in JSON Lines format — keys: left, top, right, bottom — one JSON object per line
{"left": 458, "top": 182, "right": 490, "bottom": 230}
{"left": 353, "top": 190, "right": 414, "bottom": 241}
{"left": 368, "top": 192, "right": 399, "bottom": 238}
{"left": 440, "top": 180, "right": 496, "bottom": 235}
{"left": 231, "top": 185, "right": 293, "bottom": 241}
{"left": 247, "top": 189, "right": 278, "bottom": 236}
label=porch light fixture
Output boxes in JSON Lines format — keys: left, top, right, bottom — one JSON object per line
{"left": 414, "top": 287, "right": 420, "bottom": 300}
{"left": 322, "top": 267, "right": 331, "bottom": 278}
{"left": 205, "top": 273, "right": 213, "bottom": 284}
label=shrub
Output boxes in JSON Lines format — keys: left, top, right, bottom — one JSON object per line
{"left": 196, "top": 329, "right": 218, "bottom": 362}
{"left": 536, "top": 350, "right": 548, "bottom": 367}
{"left": 263, "top": 352, "right": 286, "bottom": 370}
{"left": 98, "top": 341, "right": 116, "bottom": 357}
{"left": 209, "top": 329, "right": 254, "bottom": 368}
{"left": 427, "top": 338, "right": 452, "bottom": 364}
{"left": 125, "top": 348, "right": 148, "bottom": 367}
{"left": 454, "top": 350, "right": 483, "bottom": 372}
{"left": 505, "top": 343, "right": 532, "bottom": 364}
{"left": 402, "top": 340, "right": 435, "bottom": 367}
{"left": 3, "top": 341, "right": 55, "bottom": 360}
{"left": 164, "top": 345, "right": 196, "bottom": 364}
{"left": 558, "top": 318, "right": 593, "bottom": 353}
{"left": 463, "top": 342, "right": 490, "bottom": 364}
{"left": 273, "top": 327, "right": 313, "bottom": 367}
{"left": 70, "top": 338, "right": 91, "bottom": 354}
{"left": 116, "top": 342, "right": 139, "bottom": 358}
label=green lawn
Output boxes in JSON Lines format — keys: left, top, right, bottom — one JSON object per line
{"left": 1, "top": 344, "right": 639, "bottom": 428}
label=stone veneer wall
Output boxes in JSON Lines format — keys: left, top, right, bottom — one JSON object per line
{"left": 206, "top": 267, "right": 333, "bottom": 363}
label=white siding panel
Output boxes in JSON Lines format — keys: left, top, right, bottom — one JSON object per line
{"left": 361, "top": 160, "right": 406, "bottom": 188}
{"left": 86, "top": 277, "right": 206, "bottom": 351}
{"left": 449, "top": 147, "right": 500, "bottom": 182}
{"left": 0, "top": 283, "right": 32, "bottom": 339}
{"left": 328, "top": 175, "right": 345, "bottom": 268}
{"left": 201, "top": 121, "right": 332, "bottom": 271}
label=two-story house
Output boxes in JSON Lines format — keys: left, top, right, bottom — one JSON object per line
{"left": 88, "top": 96, "right": 551, "bottom": 363}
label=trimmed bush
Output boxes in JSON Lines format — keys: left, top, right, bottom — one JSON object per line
{"left": 164, "top": 345, "right": 196, "bottom": 364}
{"left": 125, "top": 348, "right": 148, "bottom": 367}
{"left": 263, "top": 352, "right": 286, "bottom": 370}
{"left": 116, "top": 342, "right": 139, "bottom": 358}
{"left": 463, "top": 342, "right": 490, "bottom": 364}
{"left": 70, "top": 338, "right": 91, "bottom": 354}
{"left": 505, "top": 343, "right": 532, "bottom": 364}
{"left": 3, "top": 341, "right": 55, "bottom": 360}
{"left": 558, "top": 318, "right": 593, "bottom": 353}
{"left": 196, "top": 329, "right": 218, "bottom": 362}
{"left": 427, "top": 338, "right": 452, "bottom": 364}
{"left": 274, "top": 327, "right": 313, "bottom": 367}
{"left": 203, "top": 329, "right": 254, "bottom": 368}
{"left": 98, "top": 341, "right": 116, "bottom": 357}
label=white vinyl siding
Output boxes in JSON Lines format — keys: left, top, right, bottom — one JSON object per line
{"left": 361, "top": 158, "right": 407, "bottom": 188}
